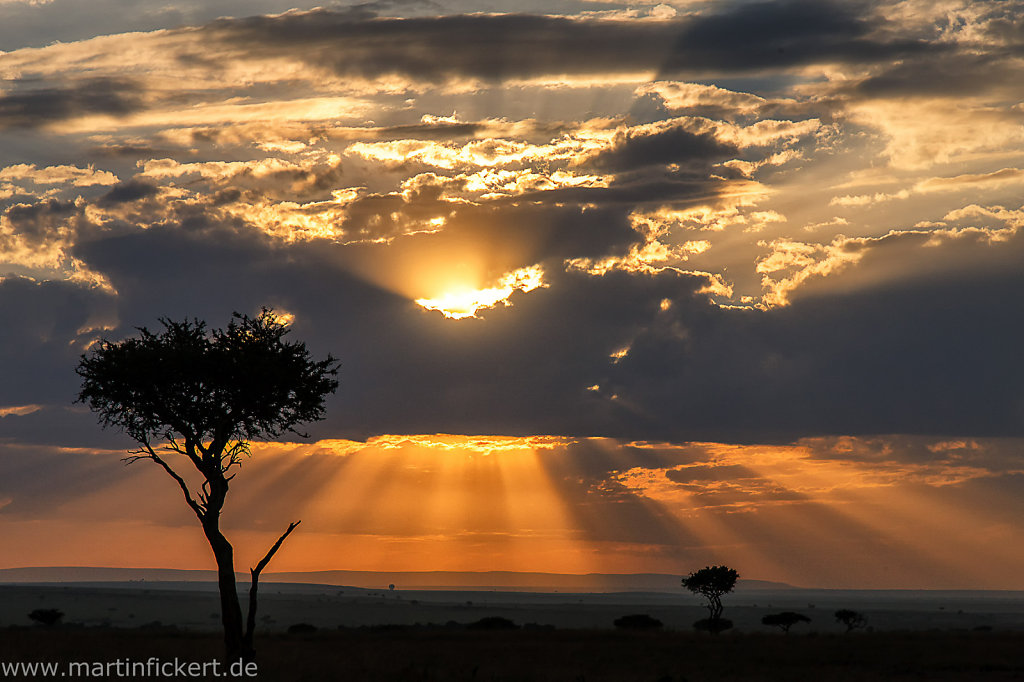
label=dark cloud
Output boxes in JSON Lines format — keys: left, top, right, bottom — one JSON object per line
{"left": 665, "top": 464, "right": 757, "bottom": 482}
{"left": 584, "top": 124, "right": 737, "bottom": 172}
{"left": 0, "top": 79, "right": 143, "bottom": 129}
{"left": 0, "top": 0, "right": 333, "bottom": 51}
{"left": 0, "top": 277, "right": 116, "bottom": 407}
{"left": 0, "top": 442, "right": 136, "bottom": 517}
{"left": 604, "top": 265, "right": 1024, "bottom": 442}
{"left": 98, "top": 180, "right": 160, "bottom": 206}
{"left": 211, "top": 2, "right": 944, "bottom": 84}
{"left": 332, "top": 187, "right": 642, "bottom": 257}
{"left": 655, "top": 0, "right": 944, "bottom": 75}
{"left": 850, "top": 51, "right": 1024, "bottom": 99}
{"left": 48, "top": 210, "right": 1021, "bottom": 445}
{"left": 87, "top": 144, "right": 166, "bottom": 159}
{"left": 0, "top": 175, "right": 1020, "bottom": 448}
{"left": 797, "top": 434, "right": 1024, "bottom": 473}
{"left": 2, "top": 198, "right": 80, "bottom": 246}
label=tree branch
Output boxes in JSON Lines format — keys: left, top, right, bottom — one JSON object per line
{"left": 128, "top": 442, "right": 205, "bottom": 520}
{"left": 244, "top": 521, "right": 301, "bottom": 649}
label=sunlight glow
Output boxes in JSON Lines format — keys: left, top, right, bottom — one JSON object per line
{"left": 415, "top": 265, "right": 547, "bottom": 319}
{"left": 269, "top": 310, "right": 296, "bottom": 326}
{"left": 0, "top": 404, "right": 42, "bottom": 417}
{"left": 11, "top": 435, "right": 1024, "bottom": 586}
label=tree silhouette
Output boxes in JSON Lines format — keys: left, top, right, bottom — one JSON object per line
{"left": 613, "top": 614, "right": 663, "bottom": 630}
{"left": 761, "top": 611, "right": 811, "bottom": 633}
{"left": 28, "top": 608, "right": 64, "bottom": 627}
{"left": 682, "top": 565, "right": 738, "bottom": 631}
{"left": 834, "top": 608, "right": 867, "bottom": 632}
{"left": 76, "top": 309, "right": 338, "bottom": 663}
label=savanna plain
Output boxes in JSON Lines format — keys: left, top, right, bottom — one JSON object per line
{"left": 2, "top": 581, "right": 1022, "bottom": 681}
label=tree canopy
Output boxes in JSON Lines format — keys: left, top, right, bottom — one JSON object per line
{"left": 834, "top": 609, "right": 867, "bottom": 632}
{"left": 77, "top": 309, "right": 338, "bottom": 459}
{"left": 682, "top": 565, "right": 739, "bottom": 623}
{"left": 762, "top": 611, "right": 811, "bottom": 633}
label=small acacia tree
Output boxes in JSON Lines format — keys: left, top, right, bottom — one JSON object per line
{"left": 834, "top": 608, "right": 867, "bottom": 632}
{"left": 682, "top": 565, "right": 739, "bottom": 632}
{"left": 762, "top": 611, "right": 811, "bottom": 634}
{"left": 76, "top": 309, "right": 338, "bottom": 663}
{"left": 28, "top": 608, "right": 64, "bottom": 627}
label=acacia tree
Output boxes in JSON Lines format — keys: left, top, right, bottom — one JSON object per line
{"left": 762, "top": 611, "right": 811, "bottom": 634}
{"left": 682, "top": 565, "right": 739, "bottom": 631}
{"left": 834, "top": 608, "right": 867, "bottom": 632}
{"left": 76, "top": 309, "right": 338, "bottom": 663}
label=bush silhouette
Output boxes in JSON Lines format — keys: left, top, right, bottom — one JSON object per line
{"left": 467, "top": 616, "right": 518, "bottom": 630}
{"left": 614, "top": 614, "right": 663, "bottom": 630}
{"left": 287, "top": 623, "right": 317, "bottom": 635}
{"left": 28, "top": 608, "right": 64, "bottom": 627}
{"left": 834, "top": 609, "right": 867, "bottom": 632}
{"left": 761, "top": 611, "right": 811, "bottom": 633}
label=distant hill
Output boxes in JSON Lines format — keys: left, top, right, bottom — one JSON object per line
{"left": 0, "top": 567, "right": 796, "bottom": 592}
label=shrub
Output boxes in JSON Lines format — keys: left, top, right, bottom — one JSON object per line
{"left": 761, "top": 611, "right": 811, "bottom": 633}
{"left": 28, "top": 609, "right": 64, "bottom": 627}
{"left": 614, "top": 614, "right": 664, "bottom": 630}
{"left": 466, "top": 616, "right": 518, "bottom": 630}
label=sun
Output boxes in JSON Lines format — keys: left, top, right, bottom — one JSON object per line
{"left": 415, "top": 265, "right": 547, "bottom": 319}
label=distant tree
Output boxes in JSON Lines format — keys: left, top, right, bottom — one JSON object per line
{"left": 613, "top": 614, "right": 663, "bottom": 630}
{"left": 834, "top": 609, "right": 867, "bottom": 632}
{"left": 761, "top": 611, "right": 811, "bottom": 634}
{"left": 682, "top": 565, "right": 738, "bottom": 632}
{"left": 28, "top": 608, "right": 64, "bottom": 627}
{"left": 76, "top": 309, "right": 338, "bottom": 663}
{"left": 467, "top": 616, "right": 519, "bottom": 630}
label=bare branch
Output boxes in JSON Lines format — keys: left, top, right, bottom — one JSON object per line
{"left": 252, "top": 521, "right": 301, "bottom": 579}
{"left": 163, "top": 433, "right": 205, "bottom": 472}
{"left": 130, "top": 442, "right": 205, "bottom": 521}
{"left": 166, "top": 434, "right": 184, "bottom": 454}
{"left": 244, "top": 521, "right": 301, "bottom": 650}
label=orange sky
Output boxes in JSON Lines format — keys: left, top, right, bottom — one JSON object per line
{"left": 3, "top": 434, "right": 1023, "bottom": 589}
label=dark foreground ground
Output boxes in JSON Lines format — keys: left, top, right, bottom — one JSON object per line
{"left": 1, "top": 627, "right": 1022, "bottom": 681}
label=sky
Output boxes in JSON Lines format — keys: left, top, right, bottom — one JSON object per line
{"left": 1, "top": 0, "right": 1023, "bottom": 589}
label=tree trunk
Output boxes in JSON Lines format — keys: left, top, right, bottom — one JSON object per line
{"left": 203, "top": 523, "right": 248, "bottom": 663}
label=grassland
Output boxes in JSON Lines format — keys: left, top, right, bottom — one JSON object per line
{"left": 1, "top": 627, "right": 1022, "bottom": 681}
{"left": 2, "top": 583, "right": 1022, "bottom": 680}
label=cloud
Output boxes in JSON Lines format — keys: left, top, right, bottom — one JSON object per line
{"left": 187, "top": 3, "right": 947, "bottom": 88}
{"left": 0, "top": 164, "right": 118, "bottom": 187}
{"left": 0, "top": 79, "right": 143, "bottom": 129}
{"left": 758, "top": 215, "right": 1023, "bottom": 305}
{"left": 637, "top": 81, "right": 770, "bottom": 116}
{"left": 0, "top": 0, "right": 329, "bottom": 51}
{"left": 582, "top": 119, "right": 737, "bottom": 171}
{"left": 1, "top": 0, "right": 1023, "bottom": 453}
{"left": 97, "top": 179, "right": 160, "bottom": 206}
{"left": 665, "top": 463, "right": 757, "bottom": 482}
{"left": 0, "top": 276, "right": 116, "bottom": 406}
{"left": 3, "top": 208, "right": 995, "bottom": 442}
